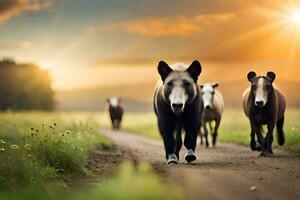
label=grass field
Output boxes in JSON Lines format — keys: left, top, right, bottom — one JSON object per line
{"left": 0, "top": 109, "right": 298, "bottom": 199}
{"left": 0, "top": 112, "right": 185, "bottom": 200}
{"left": 99, "top": 108, "right": 300, "bottom": 153}
{"left": 0, "top": 112, "right": 111, "bottom": 190}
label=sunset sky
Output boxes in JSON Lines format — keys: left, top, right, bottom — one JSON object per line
{"left": 0, "top": 0, "right": 299, "bottom": 90}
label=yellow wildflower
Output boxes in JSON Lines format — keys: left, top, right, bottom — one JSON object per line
{"left": 10, "top": 144, "right": 19, "bottom": 150}
{"left": 27, "top": 154, "right": 31, "bottom": 157}
{"left": 0, "top": 139, "right": 5, "bottom": 144}
{"left": 24, "top": 144, "right": 31, "bottom": 150}
{"left": 0, "top": 148, "right": 5, "bottom": 152}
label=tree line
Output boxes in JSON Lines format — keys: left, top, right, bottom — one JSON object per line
{"left": 0, "top": 58, "right": 55, "bottom": 111}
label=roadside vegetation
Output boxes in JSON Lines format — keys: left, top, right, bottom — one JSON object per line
{"left": 0, "top": 112, "right": 110, "bottom": 191}
{"left": 0, "top": 112, "right": 185, "bottom": 200}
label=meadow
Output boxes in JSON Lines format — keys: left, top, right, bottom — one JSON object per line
{"left": 0, "top": 109, "right": 298, "bottom": 199}
{"left": 0, "top": 112, "right": 109, "bottom": 190}
{"left": 98, "top": 108, "right": 300, "bottom": 153}
{"left": 0, "top": 112, "right": 184, "bottom": 199}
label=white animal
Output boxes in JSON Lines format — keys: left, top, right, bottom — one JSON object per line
{"left": 199, "top": 83, "right": 224, "bottom": 147}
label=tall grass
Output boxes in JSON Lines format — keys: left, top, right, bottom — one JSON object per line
{"left": 0, "top": 112, "right": 110, "bottom": 190}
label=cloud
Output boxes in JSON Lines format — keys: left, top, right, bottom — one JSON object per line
{"left": 88, "top": 13, "right": 235, "bottom": 37}
{"left": 0, "top": 0, "right": 52, "bottom": 23}
{"left": 194, "top": 13, "right": 236, "bottom": 23}
{"left": 0, "top": 41, "right": 31, "bottom": 49}
{"left": 124, "top": 17, "right": 201, "bottom": 37}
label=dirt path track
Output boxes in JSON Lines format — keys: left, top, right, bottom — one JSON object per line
{"left": 100, "top": 128, "right": 300, "bottom": 200}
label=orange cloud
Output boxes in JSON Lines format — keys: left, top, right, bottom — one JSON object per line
{"left": 194, "top": 13, "right": 236, "bottom": 23}
{"left": 124, "top": 17, "right": 201, "bottom": 37}
{"left": 124, "top": 13, "right": 235, "bottom": 37}
{"left": 89, "top": 13, "right": 236, "bottom": 37}
{"left": 0, "top": 0, "right": 52, "bottom": 24}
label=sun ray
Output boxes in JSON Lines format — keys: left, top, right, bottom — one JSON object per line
{"left": 287, "top": 9, "right": 300, "bottom": 25}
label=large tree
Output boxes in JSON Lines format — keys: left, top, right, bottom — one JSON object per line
{"left": 0, "top": 58, "right": 55, "bottom": 111}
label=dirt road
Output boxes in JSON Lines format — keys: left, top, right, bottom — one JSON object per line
{"left": 100, "top": 128, "right": 300, "bottom": 200}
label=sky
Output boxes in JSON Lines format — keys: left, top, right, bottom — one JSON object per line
{"left": 0, "top": 0, "right": 300, "bottom": 90}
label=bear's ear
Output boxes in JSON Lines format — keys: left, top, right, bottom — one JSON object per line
{"left": 158, "top": 61, "right": 172, "bottom": 81}
{"left": 186, "top": 60, "right": 202, "bottom": 82}
{"left": 247, "top": 71, "right": 256, "bottom": 82}
{"left": 266, "top": 71, "right": 276, "bottom": 83}
{"left": 212, "top": 83, "right": 219, "bottom": 88}
{"left": 106, "top": 98, "right": 110, "bottom": 103}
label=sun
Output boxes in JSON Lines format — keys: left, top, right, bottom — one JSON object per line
{"left": 288, "top": 10, "right": 300, "bottom": 25}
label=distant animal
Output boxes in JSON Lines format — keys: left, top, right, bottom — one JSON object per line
{"left": 154, "top": 60, "right": 202, "bottom": 164}
{"left": 199, "top": 83, "right": 224, "bottom": 147}
{"left": 107, "top": 97, "right": 124, "bottom": 130}
{"left": 243, "top": 71, "right": 286, "bottom": 156}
